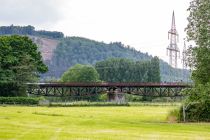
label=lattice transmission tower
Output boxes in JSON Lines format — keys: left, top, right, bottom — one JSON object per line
{"left": 182, "top": 38, "right": 187, "bottom": 70}
{"left": 182, "top": 38, "right": 188, "bottom": 82}
{"left": 167, "top": 11, "right": 180, "bottom": 68}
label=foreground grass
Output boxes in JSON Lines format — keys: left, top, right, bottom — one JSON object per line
{"left": 0, "top": 106, "right": 209, "bottom": 140}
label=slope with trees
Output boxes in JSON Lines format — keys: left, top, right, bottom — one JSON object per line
{"left": 45, "top": 37, "right": 151, "bottom": 78}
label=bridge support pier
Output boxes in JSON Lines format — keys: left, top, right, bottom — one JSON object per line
{"left": 107, "top": 89, "right": 125, "bottom": 103}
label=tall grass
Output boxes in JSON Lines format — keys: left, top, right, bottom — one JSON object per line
{"left": 49, "top": 101, "right": 181, "bottom": 107}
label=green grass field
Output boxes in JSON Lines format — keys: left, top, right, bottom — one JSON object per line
{"left": 0, "top": 106, "right": 209, "bottom": 140}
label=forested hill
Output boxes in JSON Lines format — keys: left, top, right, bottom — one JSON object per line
{"left": 45, "top": 37, "right": 152, "bottom": 78}
{"left": 46, "top": 37, "right": 190, "bottom": 82}
{"left": 0, "top": 25, "right": 190, "bottom": 82}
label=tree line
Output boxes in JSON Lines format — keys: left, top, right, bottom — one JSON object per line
{"left": 60, "top": 57, "right": 160, "bottom": 83}
{"left": 0, "top": 25, "right": 64, "bottom": 39}
{"left": 95, "top": 57, "right": 160, "bottom": 82}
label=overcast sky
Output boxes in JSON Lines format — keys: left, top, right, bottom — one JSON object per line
{"left": 0, "top": 0, "right": 192, "bottom": 68}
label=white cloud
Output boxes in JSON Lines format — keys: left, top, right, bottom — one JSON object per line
{"left": 0, "top": 0, "right": 63, "bottom": 27}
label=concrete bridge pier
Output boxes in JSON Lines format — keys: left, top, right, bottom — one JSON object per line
{"left": 107, "top": 88, "right": 125, "bottom": 103}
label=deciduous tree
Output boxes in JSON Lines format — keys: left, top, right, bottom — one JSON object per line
{"left": 186, "top": 0, "right": 210, "bottom": 84}
{"left": 0, "top": 35, "right": 48, "bottom": 96}
{"left": 178, "top": 0, "right": 210, "bottom": 122}
{"left": 61, "top": 64, "right": 99, "bottom": 82}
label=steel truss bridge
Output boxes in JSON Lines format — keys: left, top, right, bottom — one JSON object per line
{"left": 27, "top": 82, "right": 190, "bottom": 98}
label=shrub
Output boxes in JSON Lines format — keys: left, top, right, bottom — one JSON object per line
{"left": 179, "top": 101, "right": 210, "bottom": 122}
{"left": 167, "top": 108, "right": 180, "bottom": 123}
{"left": 125, "top": 94, "right": 143, "bottom": 102}
{"left": 0, "top": 97, "right": 43, "bottom": 105}
{"left": 0, "top": 82, "right": 26, "bottom": 97}
{"left": 175, "top": 83, "right": 210, "bottom": 122}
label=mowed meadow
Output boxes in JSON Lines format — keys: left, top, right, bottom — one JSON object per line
{"left": 0, "top": 106, "right": 210, "bottom": 140}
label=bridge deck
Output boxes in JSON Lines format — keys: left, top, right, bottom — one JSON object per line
{"left": 27, "top": 82, "right": 190, "bottom": 88}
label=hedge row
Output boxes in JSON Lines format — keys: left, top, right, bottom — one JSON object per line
{"left": 49, "top": 101, "right": 180, "bottom": 107}
{"left": 0, "top": 97, "right": 42, "bottom": 105}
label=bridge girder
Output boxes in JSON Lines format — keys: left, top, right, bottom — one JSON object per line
{"left": 27, "top": 82, "right": 190, "bottom": 97}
